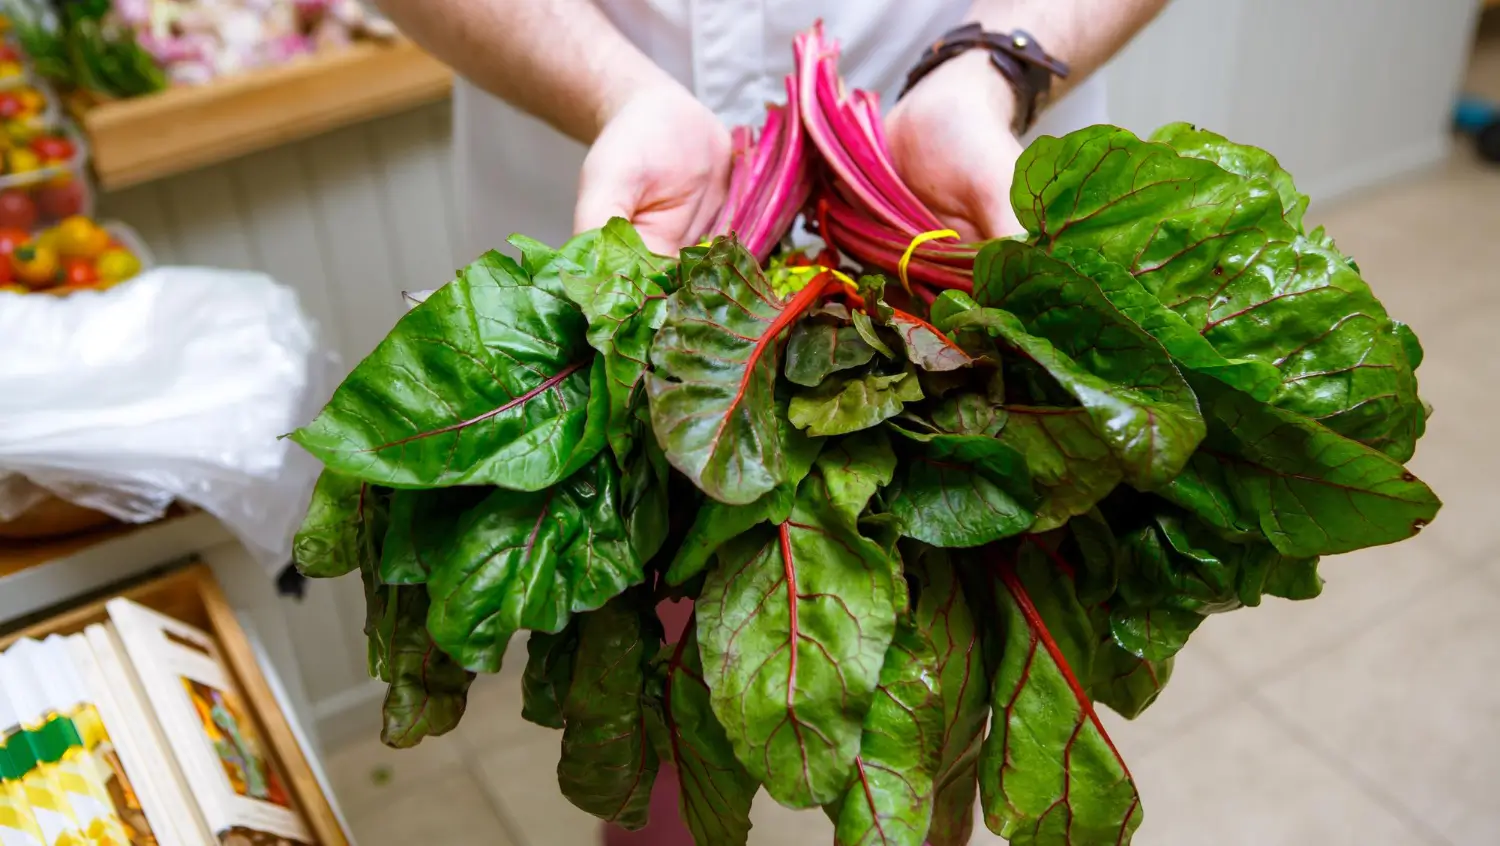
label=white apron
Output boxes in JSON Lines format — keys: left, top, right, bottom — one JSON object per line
{"left": 452, "top": 0, "right": 1108, "bottom": 263}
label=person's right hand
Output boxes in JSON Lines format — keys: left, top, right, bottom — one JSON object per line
{"left": 575, "top": 84, "right": 732, "bottom": 255}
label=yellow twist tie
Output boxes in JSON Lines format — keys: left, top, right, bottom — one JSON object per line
{"left": 898, "top": 229, "right": 960, "bottom": 295}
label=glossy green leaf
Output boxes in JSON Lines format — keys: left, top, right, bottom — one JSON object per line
{"left": 660, "top": 628, "right": 759, "bottom": 846}
{"left": 1162, "top": 377, "right": 1440, "bottom": 557}
{"left": 785, "top": 321, "right": 879, "bottom": 387}
{"left": 930, "top": 383, "right": 1006, "bottom": 436}
{"left": 815, "top": 429, "right": 897, "bottom": 522}
{"left": 1108, "top": 605, "right": 1203, "bottom": 662}
{"left": 294, "top": 470, "right": 385, "bottom": 578}
{"left": 648, "top": 236, "right": 826, "bottom": 505}
{"left": 886, "top": 428, "right": 1035, "bottom": 548}
{"left": 697, "top": 473, "right": 899, "bottom": 808}
{"left": 555, "top": 220, "right": 674, "bottom": 464}
{"left": 291, "top": 250, "right": 606, "bottom": 489}
{"left": 1089, "top": 639, "right": 1172, "bottom": 721}
{"left": 1150, "top": 122, "right": 1310, "bottom": 229}
{"left": 665, "top": 418, "right": 823, "bottom": 586}
{"left": 885, "top": 309, "right": 972, "bottom": 373}
{"left": 507, "top": 233, "right": 558, "bottom": 277}
{"left": 979, "top": 546, "right": 1143, "bottom": 844}
{"left": 379, "top": 487, "right": 487, "bottom": 585}
{"left": 969, "top": 245, "right": 1206, "bottom": 488}
{"left": 1048, "top": 247, "right": 1282, "bottom": 402}
{"left": 381, "top": 587, "right": 473, "bottom": 748}
{"left": 426, "top": 458, "right": 643, "bottom": 672}
{"left": 361, "top": 559, "right": 397, "bottom": 683}
{"left": 852, "top": 310, "right": 898, "bottom": 358}
{"left": 996, "top": 407, "right": 1122, "bottom": 533}
{"left": 521, "top": 624, "right": 579, "bottom": 729}
{"left": 558, "top": 595, "right": 662, "bottom": 829}
{"left": 789, "top": 367, "right": 922, "bottom": 437}
{"left": 622, "top": 436, "right": 671, "bottom": 565}
{"left": 909, "top": 549, "right": 990, "bottom": 846}
{"left": 1014, "top": 125, "right": 1423, "bottom": 461}
{"left": 828, "top": 623, "right": 944, "bottom": 846}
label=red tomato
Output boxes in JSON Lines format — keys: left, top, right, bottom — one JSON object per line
{"left": 62, "top": 258, "right": 98, "bottom": 286}
{"left": 29, "top": 135, "right": 75, "bottom": 162}
{"left": 35, "top": 182, "right": 84, "bottom": 220}
{"left": 0, "top": 92, "right": 21, "bottom": 119}
{"left": 0, "top": 45, "right": 17, "bottom": 63}
{"left": 0, "top": 257, "right": 12, "bottom": 285}
{"left": 0, "top": 228, "right": 28, "bottom": 257}
{"left": 0, "top": 190, "right": 37, "bottom": 231}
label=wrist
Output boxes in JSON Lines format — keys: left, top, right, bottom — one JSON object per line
{"left": 919, "top": 49, "right": 1021, "bottom": 133}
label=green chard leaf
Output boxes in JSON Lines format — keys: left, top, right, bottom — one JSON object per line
{"left": 996, "top": 407, "right": 1122, "bottom": 533}
{"left": 1089, "top": 638, "right": 1173, "bottom": 721}
{"left": 1162, "top": 376, "right": 1439, "bottom": 557}
{"left": 380, "top": 587, "right": 474, "bottom": 748}
{"left": 1014, "top": 125, "right": 1423, "bottom": 461}
{"left": 379, "top": 487, "right": 488, "bottom": 585}
{"left": 521, "top": 624, "right": 579, "bottom": 730}
{"left": 827, "top": 623, "right": 944, "bottom": 846}
{"left": 886, "top": 427, "right": 1036, "bottom": 548}
{"left": 789, "top": 366, "right": 923, "bottom": 437}
{"left": 665, "top": 415, "right": 823, "bottom": 586}
{"left": 884, "top": 309, "right": 973, "bottom": 373}
{"left": 554, "top": 219, "right": 674, "bottom": 464}
{"left": 659, "top": 627, "right": 759, "bottom": 846}
{"left": 1150, "top": 122, "right": 1311, "bottom": 230}
{"left": 558, "top": 595, "right": 663, "bottom": 830}
{"left": 622, "top": 436, "right": 672, "bottom": 565}
{"left": 696, "top": 473, "right": 900, "bottom": 808}
{"left": 979, "top": 544, "right": 1143, "bottom": 844}
{"left": 648, "top": 236, "right": 830, "bottom": 505}
{"left": 815, "top": 429, "right": 898, "bottom": 522}
{"left": 970, "top": 244, "right": 1207, "bottom": 488}
{"left": 425, "top": 457, "right": 643, "bottom": 672}
{"left": 785, "top": 321, "right": 879, "bottom": 387}
{"left": 291, "top": 250, "right": 605, "bottom": 489}
{"left": 909, "top": 548, "right": 991, "bottom": 846}
{"left": 294, "top": 470, "right": 385, "bottom": 578}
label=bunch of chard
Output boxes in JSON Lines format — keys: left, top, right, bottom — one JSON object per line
{"left": 287, "top": 24, "right": 1438, "bottom": 846}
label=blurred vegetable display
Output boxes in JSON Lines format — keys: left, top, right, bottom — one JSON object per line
{"left": 4, "top": 0, "right": 394, "bottom": 102}
{"left": 0, "top": 213, "right": 143, "bottom": 292}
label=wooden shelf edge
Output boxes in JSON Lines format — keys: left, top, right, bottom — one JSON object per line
{"left": 84, "top": 38, "right": 453, "bottom": 190}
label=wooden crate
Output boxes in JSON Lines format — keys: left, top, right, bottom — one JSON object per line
{"left": 0, "top": 563, "right": 349, "bottom": 846}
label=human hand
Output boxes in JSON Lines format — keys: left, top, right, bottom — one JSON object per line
{"left": 885, "top": 50, "right": 1026, "bottom": 242}
{"left": 575, "top": 83, "right": 733, "bottom": 254}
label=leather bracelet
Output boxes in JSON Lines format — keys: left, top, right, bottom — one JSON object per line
{"left": 899, "top": 23, "right": 1070, "bottom": 136}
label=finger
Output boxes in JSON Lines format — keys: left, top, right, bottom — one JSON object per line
{"left": 975, "top": 196, "right": 1025, "bottom": 241}
{"left": 573, "top": 179, "right": 636, "bottom": 237}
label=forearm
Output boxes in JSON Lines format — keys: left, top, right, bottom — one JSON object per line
{"left": 374, "top": 0, "right": 677, "bottom": 143}
{"left": 966, "top": 0, "right": 1169, "bottom": 100}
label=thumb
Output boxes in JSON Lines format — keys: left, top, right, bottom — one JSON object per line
{"left": 573, "top": 177, "right": 635, "bottom": 237}
{"left": 974, "top": 194, "right": 1025, "bottom": 241}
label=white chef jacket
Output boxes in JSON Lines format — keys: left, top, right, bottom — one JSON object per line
{"left": 453, "top": 0, "right": 1108, "bottom": 264}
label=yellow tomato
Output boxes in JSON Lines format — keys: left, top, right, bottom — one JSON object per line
{"left": 0, "top": 283, "right": 26, "bottom": 294}
{"left": 33, "top": 227, "right": 60, "bottom": 252}
{"left": 5, "top": 147, "right": 39, "bottom": 174}
{"left": 54, "top": 216, "right": 110, "bottom": 259}
{"left": 95, "top": 248, "right": 141, "bottom": 284}
{"left": 0, "top": 61, "right": 20, "bottom": 79}
{"left": 15, "top": 89, "right": 43, "bottom": 115}
{"left": 11, "top": 243, "right": 59, "bottom": 288}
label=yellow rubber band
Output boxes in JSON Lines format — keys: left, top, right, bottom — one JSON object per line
{"left": 898, "top": 229, "right": 960, "bottom": 295}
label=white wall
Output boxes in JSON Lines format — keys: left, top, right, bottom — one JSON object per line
{"left": 95, "top": 0, "right": 1484, "bottom": 751}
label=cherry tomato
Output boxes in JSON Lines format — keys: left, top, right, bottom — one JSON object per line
{"left": 0, "top": 228, "right": 29, "bottom": 257}
{"left": 62, "top": 258, "right": 98, "bottom": 286}
{"left": 15, "top": 89, "right": 43, "bottom": 116}
{"left": 0, "top": 256, "right": 12, "bottom": 285}
{"left": 0, "top": 45, "right": 18, "bottom": 62}
{"left": 0, "top": 61, "right": 21, "bottom": 80}
{"left": 29, "top": 135, "right": 75, "bottom": 163}
{"left": 10, "top": 243, "right": 60, "bottom": 289}
{"left": 34, "top": 181, "right": 83, "bottom": 220}
{"left": 0, "top": 92, "right": 23, "bottom": 119}
{"left": 0, "top": 189, "right": 37, "bottom": 230}
{"left": 54, "top": 216, "right": 110, "bottom": 260}
{"left": 6, "top": 147, "right": 39, "bottom": 174}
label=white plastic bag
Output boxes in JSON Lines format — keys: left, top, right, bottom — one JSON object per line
{"left": 0, "top": 267, "right": 336, "bottom": 576}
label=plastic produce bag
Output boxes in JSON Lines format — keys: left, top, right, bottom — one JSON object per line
{"left": 0, "top": 266, "right": 336, "bottom": 575}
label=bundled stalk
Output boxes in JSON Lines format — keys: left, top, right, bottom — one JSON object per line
{"left": 288, "top": 24, "right": 1438, "bottom": 846}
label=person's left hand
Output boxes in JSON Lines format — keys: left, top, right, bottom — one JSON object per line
{"left": 885, "top": 50, "right": 1026, "bottom": 242}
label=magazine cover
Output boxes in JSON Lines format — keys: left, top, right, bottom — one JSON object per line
{"left": 105, "top": 600, "right": 313, "bottom": 846}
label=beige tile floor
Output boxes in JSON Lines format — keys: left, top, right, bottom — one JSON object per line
{"left": 324, "top": 146, "right": 1500, "bottom": 845}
